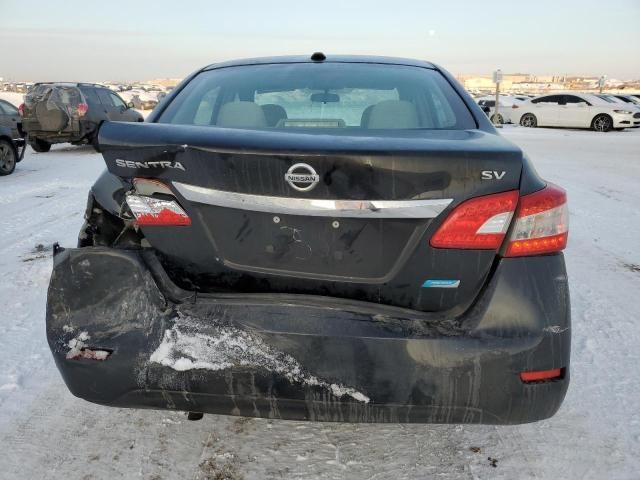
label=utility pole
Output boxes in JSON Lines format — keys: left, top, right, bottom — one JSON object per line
{"left": 493, "top": 69, "right": 503, "bottom": 128}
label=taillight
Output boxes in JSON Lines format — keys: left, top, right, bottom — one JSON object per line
{"left": 505, "top": 183, "right": 568, "bottom": 257}
{"left": 126, "top": 193, "right": 191, "bottom": 226}
{"left": 18, "top": 103, "right": 25, "bottom": 116}
{"left": 76, "top": 102, "right": 89, "bottom": 117}
{"left": 430, "top": 190, "right": 519, "bottom": 249}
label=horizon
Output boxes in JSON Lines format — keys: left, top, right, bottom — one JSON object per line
{"left": 1, "top": 0, "right": 639, "bottom": 82}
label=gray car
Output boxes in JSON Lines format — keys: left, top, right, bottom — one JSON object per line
{"left": 0, "top": 99, "right": 22, "bottom": 140}
{"left": 21, "top": 83, "right": 143, "bottom": 152}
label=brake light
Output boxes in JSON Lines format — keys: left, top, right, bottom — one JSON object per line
{"left": 18, "top": 103, "right": 25, "bottom": 116}
{"left": 126, "top": 194, "right": 191, "bottom": 226}
{"left": 76, "top": 102, "right": 89, "bottom": 117}
{"left": 505, "top": 184, "right": 568, "bottom": 257}
{"left": 430, "top": 190, "right": 519, "bottom": 249}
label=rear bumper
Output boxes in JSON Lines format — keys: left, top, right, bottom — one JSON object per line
{"left": 46, "top": 247, "right": 570, "bottom": 424}
{"left": 22, "top": 119, "right": 97, "bottom": 143}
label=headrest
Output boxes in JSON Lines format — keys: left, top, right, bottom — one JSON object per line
{"left": 261, "top": 104, "right": 288, "bottom": 126}
{"left": 360, "top": 104, "right": 374, "bottom": 127}
{"left": 366, "top": 100, "right": 419, "bottom": 129}
{"left": 217, "top": 101, "right": 267, "bottom": 128}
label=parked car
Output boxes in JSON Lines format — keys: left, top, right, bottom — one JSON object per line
{"left": 21, "top": 82, "right": 143, "bottom": 152}
{"left": 119, "top": 89, "right": 159, "bottom": 110}
{"left": 610, "top": 94, "right": 640, "bottom": 107}
{"left": 516, "top": 93, "right": 637, "bottom": 131}
{"left": 47, "top": 54, "right": 570, "bottom": 425}
{"left": 595, "top": 94, "right": 640, "bottom": 127}
{"left": 476, "top": 95, "right": 526, "bottom": 124}
{"left": 0, "top": 99, "right": 23, "bottom": 141}
{"left": 0, "top": 126, "right": 26, "bottom": 176}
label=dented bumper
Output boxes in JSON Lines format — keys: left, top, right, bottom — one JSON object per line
{"left": 46, "top": 247, "right": 570, "bottom": 424}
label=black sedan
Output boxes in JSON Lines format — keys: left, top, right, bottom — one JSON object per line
{"left": 46, "top": 54, "right": 570, "bottom": 424}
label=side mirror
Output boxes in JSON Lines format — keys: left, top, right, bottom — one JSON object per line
{"left": 127, "top": 101, "right": 135, "bottom": 108}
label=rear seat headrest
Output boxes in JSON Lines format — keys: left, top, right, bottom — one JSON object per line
{"left": 366, "top": 100, "right": 419, "bottom": 129}
{"left": 261, "top": 104, "right": 288, "bottom": 127}
{"left": 217, "top": 101, "right": 267, "bottom": 128}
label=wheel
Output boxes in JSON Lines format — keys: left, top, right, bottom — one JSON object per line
{"left": 520, "top": 113, "right": 537, "bottom": 128}
{"left": 30, "top": 138, "right": 51, "bottom": 153}
{"left": 0, "top": 140, "right": 17, "bottom": 176}
{"left": 592, "top": 114, "right": 613, "bottom": 132}
{"left": 491, "top": 113, "right": 504, "bottom": 124}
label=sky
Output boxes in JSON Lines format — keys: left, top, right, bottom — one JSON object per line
{"left": 1, "top": 0, "right": 639, "bottom": 82}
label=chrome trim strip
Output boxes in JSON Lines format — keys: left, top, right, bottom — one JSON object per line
{"left": 173, "top": 182, "right": 452, "bottom": 218}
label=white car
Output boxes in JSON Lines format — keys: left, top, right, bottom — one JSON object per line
{"left": 476, "top": 95, "right": 527, "bottom": 124}
{"left": 595, "top": 94, "right": 640, "bottom": 127}
{"left": 516, "top": 93, "right": 638, "bottom": 132}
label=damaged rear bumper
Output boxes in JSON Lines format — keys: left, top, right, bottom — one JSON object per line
{"left": 46, "top": 247, "right": 570, "bottom": 424}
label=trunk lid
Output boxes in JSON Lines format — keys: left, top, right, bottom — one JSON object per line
{"left": 99, "top": 121, "right": 523, "bottom": 313}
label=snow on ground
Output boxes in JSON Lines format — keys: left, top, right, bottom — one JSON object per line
{"left": 0, "top": 127, "right": 639, "bottom": 479}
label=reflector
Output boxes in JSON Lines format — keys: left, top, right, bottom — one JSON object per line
{"left": 520, "top": 368, "right": 562, "bottom": 382}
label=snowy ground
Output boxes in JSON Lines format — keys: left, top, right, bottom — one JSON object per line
{"left": 0, "top": 126, "right": 639, "bottom": 479}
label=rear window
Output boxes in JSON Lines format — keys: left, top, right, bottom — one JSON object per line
{"left": 158, "top": 63, "right": 475, "bottom": 131}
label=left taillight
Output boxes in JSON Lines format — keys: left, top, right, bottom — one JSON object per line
{"left": 76, "top": 102, "right": 89, "bottom": 117}
{"left": 430, "top": 183, "right": 569, "bottom": 256}
{"left": 126, "top": 179, "right": 191, "bottom": 226}
{"left": 430, "top": 190, "right": 519, "bottom": 249}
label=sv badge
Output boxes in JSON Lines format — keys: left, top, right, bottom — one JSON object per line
{"left": 481, "top": 170, "right": 506, "bottom": 180}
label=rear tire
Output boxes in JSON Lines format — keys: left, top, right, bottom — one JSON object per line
{"left": 520, "top": 113, "right": 537, "bottom": 128}
{"left": 592, "top": 114, "right": 613, "bottom": 132}
{"left": 0, "top": 140, "right": 17, "bottom": 175}
{"left": 30, "top": 138, "right": 51, "bottom": 153}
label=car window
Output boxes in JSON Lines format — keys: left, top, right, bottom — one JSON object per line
{"left": 0, "top": 102, "right": 7, "bottom": 114}
{"left": 596, "top": 95, "right": 617, "bottom": 104}
{"left": 158, "top": 63, "right": 476, "bottom": 131}
{"left": 563, "top": 95, "right": 589, "bottom": 105}
{"left": 192, "top": 86, "right": 221, "bottom": 125}
{"left": 109, "top": 92, "right": 127, "bottom": 109}
{"left": 532, "top": 95, "right": 561, "bottom": 104}
{"left": 96, "top": 89, "right": 118, "bottom": 107}
{"left": 254, "top": 87, "right": 400, "bottom": 127}
{"left": 79, "top": 87, "right": 102, "bottom": 106}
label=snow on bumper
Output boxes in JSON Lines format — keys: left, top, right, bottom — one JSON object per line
{"left": 46, "top": 247, "right": 570, "bottom": 424}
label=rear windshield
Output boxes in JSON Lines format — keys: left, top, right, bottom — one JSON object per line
{"left": 157, "top": 63, "right": 476, "bottom": 131}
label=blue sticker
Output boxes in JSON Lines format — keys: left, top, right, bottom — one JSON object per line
{"left": 422, "top": 279, "right": 460, "bottom": 288}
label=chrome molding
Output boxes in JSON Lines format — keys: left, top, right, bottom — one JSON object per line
{"left": 173, "top": 182, "right": 452, "bottom": 218}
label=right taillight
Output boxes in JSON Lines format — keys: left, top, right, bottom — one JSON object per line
{"left": 18, "top": 103, "right": 25, "bottom": 116}
{"left": 505, "top": 183, "right": 568, "bottom": 257}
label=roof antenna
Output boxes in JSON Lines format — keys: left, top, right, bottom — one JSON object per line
{"left": 310, "top": 52, "right": 326, "bottom": 62}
